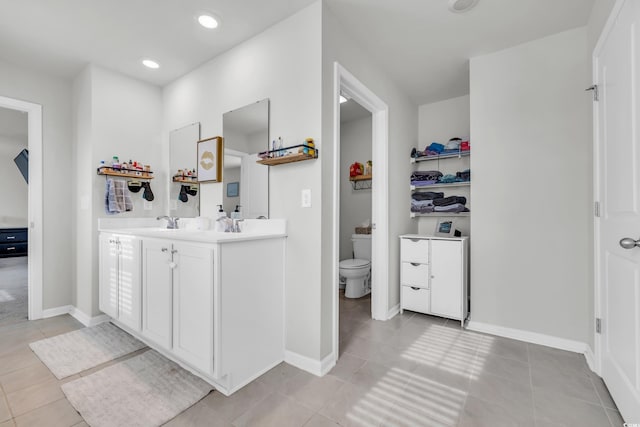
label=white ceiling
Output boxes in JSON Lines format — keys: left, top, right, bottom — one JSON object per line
{"left": 0, "top": 0, "right": 595, "bottom": 105}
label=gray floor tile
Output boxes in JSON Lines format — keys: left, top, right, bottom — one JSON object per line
{"left": 71, "top": 422, "right": 89, "bottom": 427}
{"left": 257, "top": 362, "right": 304, "bottom": 388}
{"left": 478, "top": 336, "right": 528, "bottom": 363}
{"left": 459, "top": 395, "right": 534, "bottom": 427}
{"left": 328, "top": 353, "right": 366, "bottom": 382}
{"left": 231, "top": 392, "right": 314, "bottom": 427}
{"left": 591, "top": 374, "right": 618, "bottom": 410}
{"left": 189, "top": 382, "right": 271, "bottom": 424}
{"left": 533, "top": 387, "right": 611, "bottom": 427}
{"left": 471, "top": 353, "right": 531, "bottom": 385}
{"left": 0, "top": 394, "right": 11, "bottom": 423}
{"left": 531, "top": 366, "right": 600, "bottom": 404}
{"left": 319, "top": 381, "right": 390, "bottom": 427}
{"left": 349, "top": 361, "right": 410, "bottom": 399}
{"left": 13, "top": 398, "right": 81, "bottom": 427}
{"left": 279, "top": 371, "right": 345, "bottom": 411}
{"left": 303, "top": 414, "right": 340, "bottom": 427}
{"left": 0, "top": 347, "right": 41, "bottom": 376}
{"left": 163, "top": 391, "right": 233, "bottom": 427}
{"left": 528, "top": 343, "right": 590, "bottom": 378}
{"left": 0, "top": 420, "right": 14, "bottom": 427}
{"left": 468, "top": 372, "right": 534, "bottom": 425}
{"left": 0, "top": 363, "right": 55, "bottom": 394}
{"left": 6, "top": 378, "right": 66, "bottom": 417}
{"left": 606, "top": 408, "right": 625, "bottom": 427}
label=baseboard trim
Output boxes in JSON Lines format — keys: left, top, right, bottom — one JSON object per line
{"left": 69, "top": 307, "right": 110, "bottom": 327}
{"left": 585, "top": 344, "right": 596, "bottom": 373}
{"left": 387, "top": 303, "right": 400, "bottom": 320}
{"left": 284, "top": 350, "right": 335, "bottom": 377}
{"left": 466, "top": 320, "right": 588, "bottom": 354}
{"left": 41, "top": 305, "right": 73, "bottom": 318}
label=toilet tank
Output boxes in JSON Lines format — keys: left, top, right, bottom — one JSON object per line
{"left": 351, "top": 234, "right": 372, "bottom": 260}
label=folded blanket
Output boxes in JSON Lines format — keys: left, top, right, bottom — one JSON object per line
{"left": 432, "top": 196, "right": 467, "bottom": 206}
{"left": 411, "top": 180, "right": 438, "bottom": 187}
{"left": 106, "top": 178, "right": 133, "bottom": 214}
{"left": 411, "top": 171, "right": 443, "bottom": 181}
{"left": 410, "top": 205, "right": 435, "bottom": 214}
{"left": 411, "top": 200, "right": 434, "bottom": 207}
{"left": 412, "top": 192, "right": 444, "bottom": 201}
{"left": 434, "top": 203, "right": 469, "bottom": 213}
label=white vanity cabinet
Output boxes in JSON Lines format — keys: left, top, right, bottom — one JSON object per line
{"left": 400, "top": 235, "right": 468, "bottom": 326}
{"left": 99, "top": 233, "right": 141, "bottom": 331}
{"left": 98, "top": 225, "right": 286, "bottom": 396}
{"left": 141, "top": 238, "right": 214, "bottom": 374}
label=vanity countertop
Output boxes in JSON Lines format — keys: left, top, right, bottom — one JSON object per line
{"left": 98, "top": 218, "right": 287, "bottom": 244}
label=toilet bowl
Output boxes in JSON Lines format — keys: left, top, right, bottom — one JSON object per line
{"left": 339, "top": 234, "right": 372, "bottom": 299}
{"left": 339, "top": 259, "right": 371, "bottom": 298}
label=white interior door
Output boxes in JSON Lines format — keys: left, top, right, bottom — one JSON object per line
{"left": 596, "top": 0, "right": 640, "bottom": 421}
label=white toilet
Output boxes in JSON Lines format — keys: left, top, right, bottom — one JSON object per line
{"left": 339, "top": 234, "right": 372, "bottom": 299}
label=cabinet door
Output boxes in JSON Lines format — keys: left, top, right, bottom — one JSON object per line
{"left": 117, "top": 235, "right": 141, "bottom": 331}
{"left": 430, "top": 240, "right": 463, "bottom": 319}
{"left": 141, "top": 239, "right": 173, "bottom": 350}
{"left": 172, "top": 242, "right": 214, "bottom": 374}
{"left": 98, "top": 234, "right": 119, "bottom": 319}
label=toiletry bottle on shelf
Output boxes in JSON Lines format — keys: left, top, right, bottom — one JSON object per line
{"left": 305, "top": 138, "right": 315, "bottom": 157}
{"left": 112, "top": 156, "right": 120, "bottom": 170}
{"left": 98, "top": 160, "right": 106, "bottom": 170}
{"left": 278, "top": 137, "right": 283, "bottom": 157}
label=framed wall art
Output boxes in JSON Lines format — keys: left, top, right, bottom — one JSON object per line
{"left": 197, "top": 136, "right": 223, "bottom": 183}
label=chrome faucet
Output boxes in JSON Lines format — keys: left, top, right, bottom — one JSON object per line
{"left": 231, "top": 219, "right": 244, "bottom": 233}
{"left": 157, "top": 216, "right": 179, "bottom": 229}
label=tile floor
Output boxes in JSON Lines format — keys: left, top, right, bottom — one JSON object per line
{"left": 0, "top": 291, "right": 625, "bottom": 427}
{"left": 0, "top": 257, "right": 28, "bottom": 327}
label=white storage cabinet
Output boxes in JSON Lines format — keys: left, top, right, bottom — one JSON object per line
{"left": 99, "top": 233, "right": 142, "bottom": 331}
{"left": 399, "top": 235, "right": 469, "bottom": 326}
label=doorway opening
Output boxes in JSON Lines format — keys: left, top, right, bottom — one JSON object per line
{"left": 332, "top": 63, "right": 389, "bottom": 363}
{"left": 0, "top": 96, "right": 43, "bottom": 321}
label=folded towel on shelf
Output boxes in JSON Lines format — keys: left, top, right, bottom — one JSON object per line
{"left": 412, "top": 191, "right": 444, "bottom": 201}
{"left": 411, "top": 180, "right": 438, "bottom": 187}
{"left": 439, "top": 174, "right": 464, "bottom": 184}
{"left": 410, "top": 205, "right": 435, "bottom": 214}
{"left": 411, "top": 200, "right": 434, "bottom": 208}
{"left": 433, "top": 203, "right": 469, "bottom": 213}
{"left": 432, "top": 196, "right": 467, "bottom": 207}
{"left": 411, "top": 170, "right": 443, "bottom": 182}
{"left": 105, "top": 178, "right": 133, "bottom": 214}
{"left": 456, "top": 169, "right": 471, "bottom": 181}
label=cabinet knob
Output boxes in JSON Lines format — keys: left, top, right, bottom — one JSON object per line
{"left": 431, "top": 275, "right": 435, "bottom": 279}
{"left": 161, "top": 247, "right": 168, "bottom": 252}
{"left": 171, "top": 249, "right": 178, "bottom": 254}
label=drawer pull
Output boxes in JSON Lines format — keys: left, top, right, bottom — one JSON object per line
{"left": 410, "top": 238, "right": 421, "bottom": 242}
{"left": 410, "top": 262, "right": 421, "bottom": 266}
{"left": 6, "top": 236, "right": 15, "bottom": 240}
{"left": 411, "top": 286, "right": 420, "bottom": 290}
{"left": 6, "top": 247, "right": 15, "bottom": 251}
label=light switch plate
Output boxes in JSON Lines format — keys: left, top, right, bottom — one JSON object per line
{"left": 301, "top": 189, "right": 311, "bottom": 208}
{"left": 144, "top": 201, "right": 153, "bottom": 210}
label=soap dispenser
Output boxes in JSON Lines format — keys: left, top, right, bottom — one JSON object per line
{"left": 216, "top": 205, "right": 227, "bottom": 219}
{"left": 231, "top": 205, "right": 242, "bottom": 220}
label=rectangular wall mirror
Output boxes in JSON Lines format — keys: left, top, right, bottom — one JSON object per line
{"left": 223, "top": 99, "right": 269, "bottom": 218}
{"left": 169, "top": 122, "right": 200, "bottom": 218}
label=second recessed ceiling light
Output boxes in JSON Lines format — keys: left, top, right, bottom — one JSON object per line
{"left": 198, "top": 14, "right": 219, "bottom": 29}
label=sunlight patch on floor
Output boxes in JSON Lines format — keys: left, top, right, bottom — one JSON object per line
{"left": 0, "top": 289, "right": 16, "bottom": 302}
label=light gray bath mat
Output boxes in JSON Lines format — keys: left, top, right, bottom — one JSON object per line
{"left": 29, "top": 322, "right": 146, "bottom": 378}
{"left": 62, "top": 350, "right": 213, "bottom": 427}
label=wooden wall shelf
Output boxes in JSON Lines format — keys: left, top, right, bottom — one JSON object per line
{"left": 97, "top": 167, "right": 153, "bottom": 180}
{"left": 256, "top": 143, "right": 318, "bottom": 166}
{"left": 173, "top": 176, "right": 198, "bottom": 184}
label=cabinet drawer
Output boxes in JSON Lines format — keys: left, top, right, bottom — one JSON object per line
{"left": 401, "top": 262, "right": 429, "bottom": 288}
{"left": 402, "top": 286, "right": 430, "bottom": 314}
{"left": 0, "top": 242, "right": 27, "bottom": 257}
{"left": 0, "top": 230, "right": 27, "bottom": 243}
{"left": 401, "top": 238, "right": 429, "bottom": 263}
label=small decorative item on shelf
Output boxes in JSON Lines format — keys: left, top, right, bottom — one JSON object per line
{"left": 97, "top": 157, "right": 154, "bottom": 180}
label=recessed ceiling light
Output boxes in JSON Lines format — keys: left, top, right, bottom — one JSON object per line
{"left": 142, "top": 59, "right": 160, "bottom": 69}
{"left": 448, "top": 0, "right": 479, "bottom": 13}
{"left": 198, "top": 14, "right": 219, "bottom": 29}
{"left": 340, "top": 95, "right": 348, "bottom": 104}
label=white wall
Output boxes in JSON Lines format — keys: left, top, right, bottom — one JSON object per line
{"left": 321, "top": 3, "right": 418, "bottom": 357}
{"left": 163, "top": 3, "right": 323, "bottom": 361}
{"left": 0, "top": 58, "right": 73, "bottom": 310}
{"left": 0, "top": 136, "right": 28, "bottom": 227}
{"left": 417, "top": 95, "right": 471, "bottom": 236}
{"left": 73, "top": 64, "right": 163, "bottom": 316}
{"left": 470, "top": 27, "right": 591, "bottom": 343}
{"left": 340, "top": 115, "right": 372, "bottom": 260}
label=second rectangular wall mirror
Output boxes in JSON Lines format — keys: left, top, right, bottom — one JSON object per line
{"left": 222, "top": 99, "right": 269, "bottom": 218}
{"left": 169, "top": 122, "right": 201, "bottom": 218}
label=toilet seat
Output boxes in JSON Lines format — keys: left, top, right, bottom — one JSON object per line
{"left": 339, "top": 259, "right": 370, "bottom": 269}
